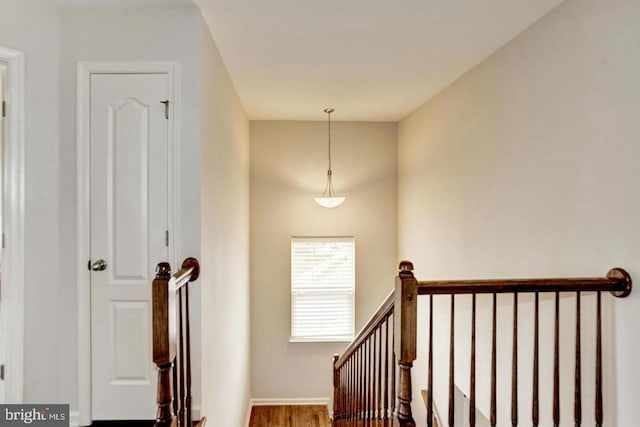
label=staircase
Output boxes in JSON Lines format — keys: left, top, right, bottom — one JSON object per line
{"left": 331, "top": 261, "right": 632, "bottom": 426}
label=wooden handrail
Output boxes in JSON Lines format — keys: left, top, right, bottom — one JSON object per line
{"left": 415, "top": 268, "right": 631, "bottom": 297}
{"left": 335, "top": 289, "right": 395, "bottom": 368}
{"left": 170, "top": 257, "right": 200, "bottom": 292}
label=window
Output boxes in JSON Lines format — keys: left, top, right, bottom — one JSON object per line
{"left": 290, "top": 237, "right": 355, "bottom": 342}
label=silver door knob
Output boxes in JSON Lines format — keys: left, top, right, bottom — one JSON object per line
{"left": 91, "top": 259, "right": 107, "bottom": 271}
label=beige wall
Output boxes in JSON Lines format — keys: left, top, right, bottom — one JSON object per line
{"left": 199, "top": 14, "right": 251, "bottom": 427}
{"left": 250, "top": 120, "right": 397, "bottom": 399}
{"left": 398, "top": 0, "right": 640, "bottom": 425}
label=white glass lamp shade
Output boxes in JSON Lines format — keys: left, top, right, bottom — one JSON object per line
{"left": 314, "top": 196, "right": 346, "bottom": 209}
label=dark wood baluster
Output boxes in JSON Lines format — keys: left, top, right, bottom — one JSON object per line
{"left": 338, "top": 362, "right": 342, "bottom": 426}
{"left": 355, "top": 353, "right": 359, "bottom": 426}
{"left": 449, "top": 295, "right": 455, "bottom": 427}
{"left": 346, "top": 356, "right": 350, "bottom": 425}
{"left": 491, "top": 293, "right": 497, "bottom": 427}
{"left": 336, "top": 362, "right": 340, "bottom": 426}
{"left": 378, "top": 327, "right": 383, "bottom": 421}
{"left": 470, "top": 293, "right": 476, "bottom": 427}
{"left": 354, "top": 350, "right": 358, "bottom": 424}
{"left": 334, "top": 357, "right": 342, "bottom": 424}
{"left": 512, "top": 293, "right": 518, "bottom": 427}
{"left": 428, "top": 295, "right": 434, "bottom": 427}
{"left": 366, "top": 336, "right": 376, "bottom": 426}
{"left": 384, "top": 318, "right": 390, "bottom": 425}
{"left": 348, "top": 359, "right": 352, "bottom": 426}
{"left": 363, "top": 348, "right": 367, "bottom": 426}
{"left": 391, "top": 316, "right": 396, "bottom": 421}
{"left": 345, "top": 355, "right": 350, "bottom": 425}
{"left": 358, "top": 351, "right": 361, "bottom": 426}
{"left": 553, "top": 291, "right": 560, "bottom": 427}
{"left": 595, "top": 291, "right": 603, "bottom": 427}
{"left": 350, "top": 360, "right": 354, "bottom": 426}
{"left": 363, "top": 340, "right": 367, "bottom": 426}
{"left": 350, "top": 355, "right": 353, "bottom": 426}
{"left": 336, "top": 362, "right": 339, "bottom": 427}
{"left": 373, "top": 331, "right": 377, "bottom": 423}
{"left": 184, "top": 286, "right": 192, "bottom": 427}
{"left": 345, "top": 351, "right": 358, "bottom": 425}
{"left": 354, "top": 356, "right": 357, "bottom": 426}
{"left": 177, "top": 287, "right": 185, "bottom": 427}
{"left": 363, "top": 339, "right": 367, "bottom": 426}
{"left": 575, "top": 292, "right": 582, "bottom": 427}
{"left": 360, "top": 341, "right": 369, "bottom": 426}
{"left": 172, "top": 357, "right": 179, "bottom": 417}
{"left": 362, "top": 340, "right": 366, "bottom": 425}
{"left": 532, "top": 292, "right": 539, "bottom": 427}
{"left": 360, "top": 347, "right": 364, "bottom": 424}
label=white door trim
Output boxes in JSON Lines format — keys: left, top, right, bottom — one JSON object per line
{"left": 76, "top": 61, "right": 180, "bottom": 425}
{"left": 0, "top": 45, "right": 26, "bottom": 404}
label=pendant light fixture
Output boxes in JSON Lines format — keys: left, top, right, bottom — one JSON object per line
{"left": 314, "top": 108, "right": 346, "bottom": 208}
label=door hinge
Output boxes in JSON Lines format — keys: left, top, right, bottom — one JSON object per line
{"left": 165, "top": 230, "right": 169, "bottom": 247}
{"left": 160, "top": 100, "right": 169, "bottom": 120}
{"left": 1, "top": 232, "right": 5, "bottom": 249}
{"left": 1, "top": 364, "right": 5, "bottom": 381}
{"left": 2, "top": 100, "right": 6, "bottom": 118}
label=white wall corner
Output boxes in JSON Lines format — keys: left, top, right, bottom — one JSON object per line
{"left": 244, "top": 400, "right": 253, "bottom": 427}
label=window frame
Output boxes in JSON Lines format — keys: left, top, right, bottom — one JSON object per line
{"left": 289, "top": 236, "right": 355, "bottom": 343}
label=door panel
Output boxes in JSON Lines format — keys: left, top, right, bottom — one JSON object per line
{"left": 90, "top": 73, "right": 168, "bottom": 419}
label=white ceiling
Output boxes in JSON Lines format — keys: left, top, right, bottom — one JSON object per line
{"left": 195, "top": 0, "right": 565, "bottom": 121}
{"left": 46, "top": 0, "right": 565, "bottom": 121}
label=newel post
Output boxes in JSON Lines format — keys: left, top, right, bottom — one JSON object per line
{"left": 394, "top": 261, "right": 417, "bottom": 427}
{"left": 152, "top": 262, "right": 175, "bottom": 427}
{"left": 332, "top": 354, "right": 340, "bottom": 427}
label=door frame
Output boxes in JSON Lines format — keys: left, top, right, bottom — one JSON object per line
{"left": 0, "top": 45, "right": 25, "bottom": 404}
{"left": 76, "top": 61, "right": 180, "bottom": 425}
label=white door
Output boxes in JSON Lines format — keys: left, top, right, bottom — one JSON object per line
{"left": 90, "top": 73, "right": 169, "bottom": 420}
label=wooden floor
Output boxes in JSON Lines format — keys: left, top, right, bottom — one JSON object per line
{"left": 248, "top": 405, "right": 330, "bottom": 427}
{"left": 90, "top": 421, "right": 154, "bottom": 426}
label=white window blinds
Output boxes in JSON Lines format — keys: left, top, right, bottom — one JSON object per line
{"left": 291, "top": 237, "right": 355, "bottom": 342}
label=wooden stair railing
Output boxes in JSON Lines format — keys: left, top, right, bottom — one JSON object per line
{"left": 152, "top": 257, "right": 206, "bottom": 427}
{"left": 333, "top": 290, "right": 396, "bottom": 427}
{"left": 332, "top": 260, "right": 632, "bottom": 427}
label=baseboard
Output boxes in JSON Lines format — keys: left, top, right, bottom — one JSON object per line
{"left": 245, "top": 397, "right": 330, "bottom": 426}
{"left": 250, "top": 397, "right": 330, "bottom": 406}
{"left": 192, "top": 404, "right": 201, "bottom": 422}
{"left": 70, "top": 411, "right": 80, "bottom": 427}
